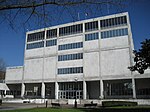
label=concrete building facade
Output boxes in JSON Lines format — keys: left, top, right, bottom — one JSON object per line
{"left": 5, "top": 12, "right": 150, "bottom": 100}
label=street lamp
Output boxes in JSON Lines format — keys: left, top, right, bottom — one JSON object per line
{"left": 74, "top": 77, "right": 78, "bottom": 108}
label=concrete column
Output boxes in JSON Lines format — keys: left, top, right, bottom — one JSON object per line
{"left": 21, "top": 83, "right": 25, "bottom": 98}
{"left": 100, "top": 80, "right": 104, "bottom": 99}
{"left": 132, "top": 78, "right": 136, "bottom": 99}
{"left": 55, "top": 82, "right": 59, "bottom": 99}
{"left": 41, "top": 82, "right": 45, "bottom": 98}
{"left": 83, "top": 81, "right": 87, "bottom": 99}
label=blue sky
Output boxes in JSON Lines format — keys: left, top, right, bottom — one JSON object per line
{"left": 0, "top": 0, "right": 150, "bottom": 67}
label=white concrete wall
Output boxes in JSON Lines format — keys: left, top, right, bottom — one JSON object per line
{"left": 5, "top": 66, "right": 23, "bottom": 82}
{"left": 45, "top": 46, "right": 57, "bottom": 56}
{"left": 101, "top": 48, "right": 131, "bottom": 77}
{"left": 84, "top": 52, "right": 99, "bottom": 77}
{"left": 24, "top": 58, "right": 43, "bottom": 80}
{"left": 101, "top": 36, "right": 129, "bottom": 49}
{"left": 25, "top": 48, "right": 44, "bottom": 59}
{"left": 84, "top": 40, "right": 99, "bottom": 51}
{"left": 44, "top": 56, "right": 56, "bottom": 79}
{"left": 58, "top": 35, "right": 83, "bottom": 45}
{"left": 57, "top": 60, "right": 83, "bottom": 68}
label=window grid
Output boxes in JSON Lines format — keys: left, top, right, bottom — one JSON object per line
{"left": 101, "top": 28, "right": 128, "bottom": 39}
{"left": 58, "top": 42, "right": 83, "bottom": 51}
{"left": 59, "top": 24, "right": 83, "bottom": 36}
{"left": 58, "top": 53, "right": 83, "bottom": 61}
{"left": 85, "top": 32, "right": 99, "bottom": 41}
{"left": 46, "top": 39, "right": 57, "bottom": 47}
{"left": 27, "top": 31, "right": 45, "bottom": 42}
{"left": 58, "top": 67, "right": 83, "bottom": 74}
{"left": 100, "top": 16, "right": 127, "bottom": 29}
{"left": 85, "top": 21, "right": 98, "bottom": 32}
{"left": 27, "top": 41, "right": 44, "bottom": 49}
{"left": 46, "top": 29, "right": 57, "bottom": 39}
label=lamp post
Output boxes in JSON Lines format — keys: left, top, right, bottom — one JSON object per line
{"left": 74, "top": 77, "right": 78, "bottom": 108}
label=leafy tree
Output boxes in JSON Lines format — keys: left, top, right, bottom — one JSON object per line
{"left": 128, "top": 39, "right": 150, "bottom": 74}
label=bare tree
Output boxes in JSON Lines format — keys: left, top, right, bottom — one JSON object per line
{"left": 0, "top": 58, "right": 6, "bottom": 72}
{"left": 0, "top": 0, "right": 129, "bottom": 31}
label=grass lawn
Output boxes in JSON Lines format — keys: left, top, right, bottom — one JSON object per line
{"left": 1, "top": 106, "right": 150, "bottom": 112}
{"left": 0, "top": 108, "right": 83, "bottom": 112}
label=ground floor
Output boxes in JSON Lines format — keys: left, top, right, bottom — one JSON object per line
{"left": 3, "top": 78, "right": 150, "bottom": 99}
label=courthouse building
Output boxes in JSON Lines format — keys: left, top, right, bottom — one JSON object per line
{"left": 5, "top": 12, "right": 150, "bottom": 100}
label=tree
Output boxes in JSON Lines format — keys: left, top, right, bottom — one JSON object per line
{"left": 0, "top": 58, "right": 6, "bottom": 72}
{"left": 0, "top": 0, "right": 128, "bottom": 30}
{"left": 128, "top": 39, "right": 150, "bottom": 74}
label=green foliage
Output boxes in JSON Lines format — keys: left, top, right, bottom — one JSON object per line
{"left": 128, "top": 39, "right": 150, "bottom": 74}
{"left": 0, "top": 99, "right": 2, "bottom": 105}
{"left": 102, "top": 101, "right": 138, "bottom": 107}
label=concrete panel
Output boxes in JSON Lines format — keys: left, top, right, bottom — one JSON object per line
{"left": 58, "top": 35, "right": 83, "bottom": 45}
{"left": 101, "top": 36, "right": 129, "bottom": 49}
{"left": 101, "top": 48, "right": 131, "bottom": 76}
{"left": 44, "top": 57, "right": 56, "bottom": 79}
{"left": 24, "top": 58, "right": 43, "bottom": 80}
{"left": 84, "top": 52, "right": 99, "bottom": 77}
{"left": 5, "top": 66, "right": 23, "bottom": 81}
{"left": 57, "top": 60, "right": 83, "bottom": 68}
{"left": 84, "top": 40, "right": 99, "bottom": 51}
{"left": 25, "top": 48, "right": 44, "bottom": 58}
{"left": 45, "top": 46, "right": 57, "bottom": 56}
{"left": 58, "top": 49, "right": 83, "bottom": 55}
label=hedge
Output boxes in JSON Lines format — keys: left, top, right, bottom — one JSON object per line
{"left": 102, "top": 101, "right": 138, "bottom": 107}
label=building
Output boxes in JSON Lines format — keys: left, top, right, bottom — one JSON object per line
{"left": 5, "top": 12, "right": 150, "bottom": 101}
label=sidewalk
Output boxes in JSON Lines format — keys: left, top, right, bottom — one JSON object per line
{"left": 0, "top": 103, "right": 46, "bottom": 110}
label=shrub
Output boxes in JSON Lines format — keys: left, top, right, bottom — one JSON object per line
{"left": 102, "top": 101, "right": 138, "bottom": 107}
{"left": 0, "top": 99, "right": 2, "bottom": 105}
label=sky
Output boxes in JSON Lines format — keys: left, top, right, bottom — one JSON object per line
{"left": 0, "top": 0, "right": 150, "bottom": 67}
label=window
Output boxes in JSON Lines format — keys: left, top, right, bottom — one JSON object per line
{"left": 46, "top": 39, "right": 57, "bottom": 47}
{"left": 46, "top": 29, "right": 57, "bottom": 39}
{"left": 58, "top": 42, "right": 83, "bottom": 51}
{"left": 27, "top": 31, "right": 45, "bottom": 42}
{"left": 100, "top": 16, "right": 127, "bottom": 29}
{"left": 58, "top": 53, "right": 83, "bottom": 61}
{"left": 85, "top": 21, "right": 98, "bottom": 32}
{"left": 58, "top": 67, "right": 83, "bottom": 74}
{"left": 85, "top": 32, "right": 99, "bottom": 41}
{"left": 26, "top": 41, "right": 44, "bottom": 49}
{"left": 59, "top": 24, "right": 83, "bottom": 36}
{"left": 101, "top": 28, "right": 128, "bottom": 39}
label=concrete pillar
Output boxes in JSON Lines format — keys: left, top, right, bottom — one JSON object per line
{"left": 100, "top": 80, "right": 104, "bottom": 99}
{"left": 21, "top": 83, "right": 25, "bottom": 98}
{"left": 41, "top": 82, "right": 45, "bottom": 98}
{"left": 132, "top": 78, "right": 136, "bottom": 99}
{"left": 83, "top": 81, "right": 87, "bottom": 99}
{"left": 55, "top": 82, "right": 59, "bottom": 99}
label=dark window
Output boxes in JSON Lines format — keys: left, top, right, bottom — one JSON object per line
{"left": 100, "top": 16, "right": 127, "bottom": 29}
{"left": 85, "top": 32, "right": 99, "bottom": 41}
{"left": 46, "top": 39, "right": 57, "bottom": 47}
{"left": 85, "top": 21, "right": 98, "bottom": 32}
{"left": 101, "top": 28, "right": 128, "bottom": 39}
{"left": 27, "top": 41, "right": 44, "bottom": 49}
{"left": 58, "top": 53, "right": 83, "bottom": 61}
{"left": 59, "top": 24, "right": 83, "bottom": 36}
{"left": 46, "top": 29, "right": 57, "bottom": 39}
{"left": 58, "top": 67, "right": 83, "bottom": 74}
{"left": 58, "top": 42, "right": 83, "bottom": 51}
{"left": 27, "top": 31, "right": 45, "bottom": 42}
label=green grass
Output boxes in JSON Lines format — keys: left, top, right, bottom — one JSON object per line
{"left": 1, "top": 107, "right": 150, "bottom": 112}
{"left": 0, "top": 108, "right": 84, "bottom": 112}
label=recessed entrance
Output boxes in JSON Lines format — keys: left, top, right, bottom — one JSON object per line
{"left": 58, "top": 82, "right": 83, "bottom": 99}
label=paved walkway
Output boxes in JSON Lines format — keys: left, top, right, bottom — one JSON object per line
{"left": 0, "top": 103, "right": 47, "bottom": 110}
